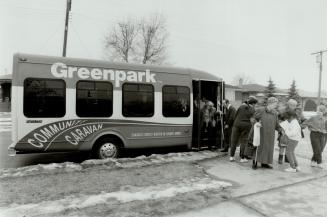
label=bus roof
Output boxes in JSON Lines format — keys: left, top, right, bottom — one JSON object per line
{"left": 14, "top": 53, "right": 223, "bottom": 82}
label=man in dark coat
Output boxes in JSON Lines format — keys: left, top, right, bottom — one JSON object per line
{"left": 230, "top": 96, "right": 258, "bottom": 162}
{"left": 221, "top": 99, "right": 236, "bottom": 152}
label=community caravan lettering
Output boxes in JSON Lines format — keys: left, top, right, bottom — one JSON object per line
{"left": 51, "top": 62, "right": 157, "bottom": 87}
{"left": 27, "top": 120, "right": 103, "bottom": 148}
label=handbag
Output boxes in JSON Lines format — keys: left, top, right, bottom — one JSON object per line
{"left": 279, "top": 134, "right": 289, "bottom": 145}
{"left": 253, "top": 122, "right": 261, "bottom": 147}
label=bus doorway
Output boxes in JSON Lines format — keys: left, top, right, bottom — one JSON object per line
{"left": 192, "top": 80, "right": 224, "bottom": 150}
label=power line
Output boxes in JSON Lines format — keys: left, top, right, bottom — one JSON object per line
{"left": 70, "top": 22, "right": 93, "bottom": 58}
{"left": 37, "top": 22, "right": 63, "bottom": 53}
{"left": 62, "top": 0, "right": 72, "bottom": 57}
{"left": 311, "top": 49, "right": 327, "bottom": 105}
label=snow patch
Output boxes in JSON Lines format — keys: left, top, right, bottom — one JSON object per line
{"left": 82, "top": 151, "right": 220, "bottom": 168}
{"left": 0, "top": 162, "right": 82, "bottom": 178}
{"left": 0, "top": 127, "right": 11, "bottom": 132}
{"left": 0, "top": 151, "right": 222, "bottom": 179}
{"left": 0, "top": 117, "right": 11, "bottom": 122}
{"left": 0, "top": 177, "right": 232, "bottom": 216}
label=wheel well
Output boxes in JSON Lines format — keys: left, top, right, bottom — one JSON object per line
{"left": 92, "top": 134, "right": 124, "bottom": 152}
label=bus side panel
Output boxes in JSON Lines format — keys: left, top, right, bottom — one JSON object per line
{"left": 13, "top": 119, "right": 192, "bottom": 153}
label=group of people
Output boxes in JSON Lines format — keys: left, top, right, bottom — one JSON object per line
{"left": 195, "top": 97, "right": 223, "bottom": 150}
{"left": 221, "top": 96, "right": 327, "bottom": 172}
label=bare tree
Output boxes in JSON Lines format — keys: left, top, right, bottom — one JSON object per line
{"left": 104, "top": 14, "right": 168, "bottom": 65}
{"left": 104, "top": 19, "right": 138, "bottom": 62}
{"left": 138, "top": 14, "right": 168, "bottom": 64}
{"left": 232, "top": 73, "right": 254, "bottom": 86}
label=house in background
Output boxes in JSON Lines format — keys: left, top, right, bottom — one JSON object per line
{"left": 225, "top": 81, "right": 327, "bottom": 111}
{"left": 298, "top": 90, "right": 327, "bottom": 112}
{"left": 241, "top": 83, "right": 289, "bottom": 105}
{"left": 224, "top": 84, "right": 243, "bottom": 107}
{"left": 0, "top": 74, "right": 12, "bottom": 112}
{"left": 0, "top": 74, "right": 11, "bottom": 101}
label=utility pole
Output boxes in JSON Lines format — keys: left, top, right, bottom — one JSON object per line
{"left": 311, "top": 49, "right": 327, "bottom": 105}
{"left": 62, "top": 0, "right": 72, "bottom": 57}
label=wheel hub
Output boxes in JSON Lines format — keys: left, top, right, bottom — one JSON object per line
{"left": 99, "top": 143, "right": 117, "bottom": 158}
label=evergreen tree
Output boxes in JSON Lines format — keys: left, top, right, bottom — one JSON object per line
{"left": 288, "top": 80, "right": 301, "bottom": 103}
{"left": 265, "top": 77, "right": 276, "bottom": 99}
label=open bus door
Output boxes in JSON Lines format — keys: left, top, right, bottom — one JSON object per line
{"left": 192, "top": 80, "right": 225, "bottom": 150}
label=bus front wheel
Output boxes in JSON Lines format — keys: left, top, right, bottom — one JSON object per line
{"left": 94, "top": 138, "right": 121, "bottom": 159}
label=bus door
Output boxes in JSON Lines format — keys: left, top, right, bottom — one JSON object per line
{"left": 192, "top": 80, "right": 224, "bottom": 150}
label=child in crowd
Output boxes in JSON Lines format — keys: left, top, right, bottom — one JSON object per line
{"left": 280, "top": 111, "right": 302, "bottom": 172}
{"left": 304, "top": 105, "right": 327, "bottom": 168}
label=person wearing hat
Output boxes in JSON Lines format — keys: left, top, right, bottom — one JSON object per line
{"left": 277, "top": 99, "right": 306, "bottom": 164}
{"left": 221, "top": 99, "right": 236, "bottom": 152}
{"left": 200, "top": 100, "right": 218, "bottom": 149}
{"left": 304, "top": 104, "right": 327, "bottom": 168}
{"left": 230, "top": 96, "right": 258, "bottom": 162}
{"left": 252, "top": 97, "right": 283, "bottom": 169}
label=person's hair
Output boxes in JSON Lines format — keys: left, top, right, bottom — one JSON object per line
{"left": 317, "top": 104, "right": 327, "bottom": 114}
{"left": 247, "top": 96, "right": 258, "bottom": 105}
{"left": 285, "top": 110, "right": 296, "bottom": 120}
{"left": 224, "top": 99, "right": 230, "bottom": 104}
{"left": 287, "top": 99, "right": 297, "bottom": 106}
{"left": 267, "top": 97, "right": 278, "bottom": 105}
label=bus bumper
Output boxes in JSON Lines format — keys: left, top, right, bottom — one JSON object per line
{"left": 8, "top": 143, "right": 17, "bottom": 157}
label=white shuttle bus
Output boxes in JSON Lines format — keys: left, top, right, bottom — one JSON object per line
{"left": 9, "top": 53, "right": 224, "bottom": 159}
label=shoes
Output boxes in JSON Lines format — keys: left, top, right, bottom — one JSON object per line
{"left": 296, "top": 167, "right": 301, "bottom": 172}
{"left": 278, "top": 154, "right": 283, "bottom": 164}
{"left": 317, "top": 164, "right": 325, "bottom": 169}
{"left": 230, "top": 157, "right": 235, "bottom": 162}
{"left": 310, "top": 161, "right": 317, "bottom": 167}
{"left": 261, "top": 164, "right": 273, "bottom": 169}
{"left": 221, "top": 149, "right": 229, "bottom": 153}
{"left": 252, "top": 164, "right": 257, "bottom": 170}
{"left": 285, "top": 167, "right": 297, "bottom": 173}
{"left": 240, "top": 158, "right": 249, "bottom": 163}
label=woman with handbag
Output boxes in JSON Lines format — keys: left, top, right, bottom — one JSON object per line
{"left": 252, "top": 97, "right": 283, "bottom": 169}
{"left": 280, "top": 111, "right": 302, "bottom": 172}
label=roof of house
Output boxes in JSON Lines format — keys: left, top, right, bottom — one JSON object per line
{"left": 0, "top": 74, "right": 12, "bottom": 82}
{"left": 225, "top": 84, "right": 242, "bottom": 89}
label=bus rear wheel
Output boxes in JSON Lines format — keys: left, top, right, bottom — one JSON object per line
{"left": 94, "top": 138, "right": 120, "bottom": 159}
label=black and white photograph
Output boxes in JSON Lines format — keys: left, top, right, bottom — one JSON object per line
{"left": 1, "top": 0, "right": 327, "bottom": 216}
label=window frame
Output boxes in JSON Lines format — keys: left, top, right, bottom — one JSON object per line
{"left": 162, "top": 85, "right": 191, "bottom": 118}
{"left": 23, "top": 77, "right": 66, "bottom": 118}
{"left": 75, "top": 80, "right": 113, "bottom": 118}
{"left": 122, "top": 83, "right": 155, "bottom": 117}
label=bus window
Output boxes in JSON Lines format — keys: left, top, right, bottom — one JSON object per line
{"left": 76, "top": 81, "right": 113, "bottom": 117}
{"left": 122, "top": 83, "right": 154, "bottom": 117}
{"left": 162, "top": 86, "right": 190, "bottom": 117}
{"left": 24, "top": 78, "right": 66, "bottom": 118}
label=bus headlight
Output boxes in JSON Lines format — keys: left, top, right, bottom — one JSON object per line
{"left": 8, "top": 144, "right": 17, "bottom": 157}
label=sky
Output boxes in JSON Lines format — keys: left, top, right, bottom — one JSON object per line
{"left": 1, "top": 0, "right": 327, "bottom": 92}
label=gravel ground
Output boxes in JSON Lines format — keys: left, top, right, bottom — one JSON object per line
{"left": 0, "top": 152, "right": 231, "bottom": 217}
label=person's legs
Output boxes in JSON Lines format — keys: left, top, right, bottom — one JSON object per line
{"left": 286, "top": 140, "right": 296, "bottom": 169}
{"left": 223, "top": 127, "right": 232, "bottom": 151}
{"left": 320, "top": 133, "right": 327, "bottom": 156}
{"left": 316, "top": 132, "right": 324, "bottom": 166}
{"left": 239, "top": 128, "right": 250, "bottom": 160}
{"left": 207, "top": 125, "right": 214, "bottom": 149}
{"left": 292, "top": 142, "right": 299, "bottom": 168}
{"left": 278, "top": 145, "right": 286, "bottom": 164}
{"left": 230, "top": 126, "right": 240, "bottom": 158}
{"left": 252, "top": 147, "right": 258, "bottom": 169}
{"left": 310, "top": 131, "right": 321, "bottom": 164}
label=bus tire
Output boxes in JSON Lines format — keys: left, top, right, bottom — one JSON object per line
{"left": 93, "top": 137, "right": 121, "bottom": 159}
